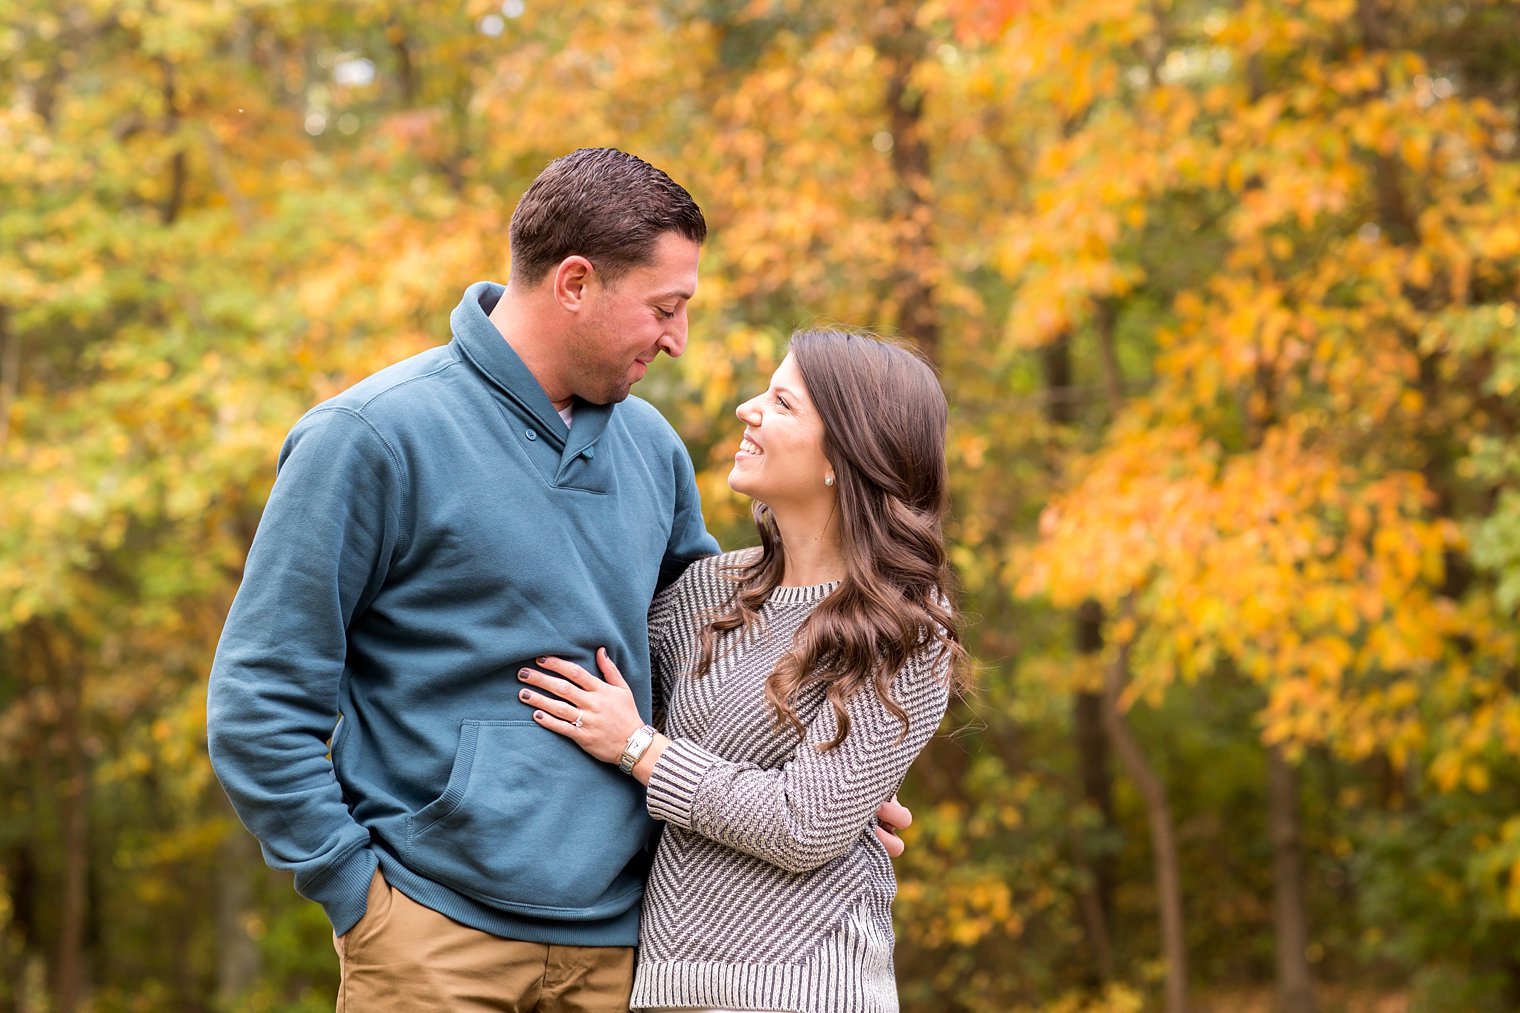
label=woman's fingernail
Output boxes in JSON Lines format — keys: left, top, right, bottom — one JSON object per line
{"left": 534, "top": 711, "right": 545, "bottom": 720}
{"left": 519, "top": 689, "right": 530, "bottom": 701}
{"left": 536, "top": 656, "right": 547, "bottom": 665}
{"left": 518, "top": 669, "right": 529, "bottom": 680}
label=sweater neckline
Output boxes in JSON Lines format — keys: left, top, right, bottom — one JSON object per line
{"left": 767, "top": 580, "right": 839, "bottom": 605}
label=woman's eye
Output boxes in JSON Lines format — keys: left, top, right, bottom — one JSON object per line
{"left": 776, "top": 396, "right": 790, "bottom": 410}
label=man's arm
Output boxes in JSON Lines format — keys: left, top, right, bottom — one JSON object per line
{"left": 207, "top": 408, "right": 402, "bottom": 935}
{"left": 657, "top": 439, "right": 720, "bottom": 592}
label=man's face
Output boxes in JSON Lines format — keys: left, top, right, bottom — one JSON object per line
{"left": 569, "top": 232, "right": 700, "bottom": 405}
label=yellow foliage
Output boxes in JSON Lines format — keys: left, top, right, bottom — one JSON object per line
{"left": 2, "top": 1, "right": 1518, "bottom": 1004}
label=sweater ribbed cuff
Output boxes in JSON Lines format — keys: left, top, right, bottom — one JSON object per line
{"left": 645, "top": 737, "right": 721, "bottom": 829}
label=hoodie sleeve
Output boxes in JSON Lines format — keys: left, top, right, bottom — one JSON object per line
{"left": 206, "top": 406, "right": 406, "bottom": 935}
{"left": 657, "top": 439, "right": 719, "bottom": 593}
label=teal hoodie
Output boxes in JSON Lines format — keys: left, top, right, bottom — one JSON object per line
{"left": 207, "top": 282, "right": 718, "bottom": 943}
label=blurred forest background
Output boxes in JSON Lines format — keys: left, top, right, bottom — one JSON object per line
{"left": 3, "top": 0, "right": 1520, "bottom": 1010}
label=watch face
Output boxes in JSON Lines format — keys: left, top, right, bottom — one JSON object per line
{"left": 620, "top": 725, "right": 655, "bottom": 772}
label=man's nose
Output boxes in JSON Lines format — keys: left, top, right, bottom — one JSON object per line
{"left": 660, "top": 312, "right": 688, "bottom": 358}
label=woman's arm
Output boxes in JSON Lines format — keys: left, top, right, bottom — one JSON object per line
{"left": 517, "top": 647, "right": 946, "bottom": 873}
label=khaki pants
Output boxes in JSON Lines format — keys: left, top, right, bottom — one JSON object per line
{"left": 334, "top": 870, "right": 634, "bottom": 1013}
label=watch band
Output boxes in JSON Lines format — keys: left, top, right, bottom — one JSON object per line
{"left": 618, "top": 723, "right": 658, "bottom": 774}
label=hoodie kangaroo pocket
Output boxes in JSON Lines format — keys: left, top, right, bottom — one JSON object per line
{"left": 405, "top": 719, "right": 649, "bottom": 916}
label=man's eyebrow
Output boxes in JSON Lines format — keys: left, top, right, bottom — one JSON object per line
{"left": 653, "top": 287, "right": 694, "bottom": 302}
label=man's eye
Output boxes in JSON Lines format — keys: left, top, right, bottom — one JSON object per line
{"left": 656, "top": 307, "right": 675, "bottom": 319}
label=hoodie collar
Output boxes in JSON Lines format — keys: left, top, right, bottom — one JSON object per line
{"left": 449, "top": 281, "right": 612, "bottom": 452}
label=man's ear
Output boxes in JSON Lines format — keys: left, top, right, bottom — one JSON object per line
{"left": 553, "top": 256, "right": 596, "bottom": 312}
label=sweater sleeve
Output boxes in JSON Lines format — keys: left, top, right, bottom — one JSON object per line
{"left": 206, "top": 407, "right": 405, "bottom": 935}
{"left": 645, "top": 646, "right": 951, "bottom": 874}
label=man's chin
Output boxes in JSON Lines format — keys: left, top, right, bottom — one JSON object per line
{"left": 583, "top": 384, "right": 633, "bottom": 406}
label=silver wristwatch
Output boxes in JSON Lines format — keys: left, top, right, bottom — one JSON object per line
{"left": 618, "top": 723, "right": 658, "bottom": 774}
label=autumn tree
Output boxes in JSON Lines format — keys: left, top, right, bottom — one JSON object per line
{"left": 5, "top": 1, "right": 1520, "bottom": 1010}
{"left": 1014, "top": 0, "right": 1520, "bottom": 1007}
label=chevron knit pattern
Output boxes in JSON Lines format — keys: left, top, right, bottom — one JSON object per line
{"left": 630, "top": 551, "right": 951, "bottom": 1013}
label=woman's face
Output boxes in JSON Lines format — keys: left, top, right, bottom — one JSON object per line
{"left": 729, "top": 353, "right": 834, "bottom": 509}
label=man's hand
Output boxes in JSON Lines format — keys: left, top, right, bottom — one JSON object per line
{"left": 873, "top": 795, "right": 913, "bottom": 858}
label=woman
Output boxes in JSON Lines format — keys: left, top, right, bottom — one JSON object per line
{"left": 516, "top": 328, "right": 969, "bottom": 1013}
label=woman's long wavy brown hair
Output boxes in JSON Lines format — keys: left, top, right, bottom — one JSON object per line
{"left": 694, "top": 329, "right": 970, "bottom": 749}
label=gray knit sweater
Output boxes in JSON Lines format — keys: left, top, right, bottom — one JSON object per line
{"left": 631, "top": 551, "right": 951, "bottom": 1013}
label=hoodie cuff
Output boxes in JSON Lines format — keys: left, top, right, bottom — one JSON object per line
{"left": 297, "top": 844, "right": 378, "bottom": 936}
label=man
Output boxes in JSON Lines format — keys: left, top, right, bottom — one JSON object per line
{"left": 208, "top": 148, "right": 907, "bottom": 1012}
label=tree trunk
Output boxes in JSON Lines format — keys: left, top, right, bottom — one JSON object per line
{"left": 33, "top": 626, "right": 88, "bottom": 1013}
{"left": 159, "top": 58, "right": 186, "bottom": 226}
{"left": 1105, "top": 633, "right": 1188, "bottom": 1013}
{"left": 214, "top": 794, "right": 262, "bottom": 1007}
{"left": 1041, "top": 336, "right": 1117, "bottom": 980}
{"left": 1094, "top": 299, "right": 1126, "bottom": 407}
{"left": 873, "top": 1, "right": 939, "bottom": 360}
{"left": 1073, "top": 603, "right": 1116, "bottom": 979}
{"left": 4, "top": 846, "right": 36, "bottom": 1011}
{"left": 390, "top": 18, "right": 419, "bottom": 105}
{"left": 0, "top": 304, "right": 17, "bottom": 451}
{"left": 1268, "top": 747, "right": 1317, "bottom": 1013}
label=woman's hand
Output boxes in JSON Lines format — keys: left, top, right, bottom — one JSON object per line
{"left": 518, "top": 648, "right": 646, "bottom": 765}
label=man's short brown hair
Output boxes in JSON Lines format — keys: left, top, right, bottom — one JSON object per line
{"left": 508, "top": 148, "right": 707, "bottom": 287}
